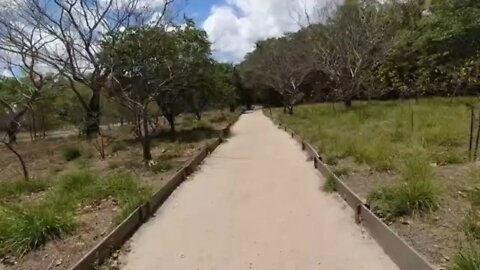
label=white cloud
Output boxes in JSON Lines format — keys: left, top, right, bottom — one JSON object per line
{"left": 202, "top": 0, "right": 325, "bottom": 62}
{"left": 1, "top": 68, "right": 14, "bottom": 77}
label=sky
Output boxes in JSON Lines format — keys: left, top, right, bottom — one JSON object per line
{"left": 0, "top": 0, "right": 322, "bottom": 76}
{"left": 185, "top": 0, "right": 319, "bottom": 63}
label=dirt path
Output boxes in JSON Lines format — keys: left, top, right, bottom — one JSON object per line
{"left": 120, "top": 111, "right": 399, "bottom": 270}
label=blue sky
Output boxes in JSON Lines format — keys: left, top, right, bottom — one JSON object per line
{"left": 184, "top": 0, "right": 220, "bottom": 23}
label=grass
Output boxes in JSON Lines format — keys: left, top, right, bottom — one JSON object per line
{"left": 368, "top": 155, "right": 440, "bottom": 219}
{"left": 61, "top": 146, "right": 82, "bottom": 161}
{"left": 452, "top": 248, "right": 480, "bottom": 270}
{"left": 273, "top": 98, "right": 472, "bottom": 171}
{"left": 0, "top": 180, "right": 50, "bottom": 200}
{"left": 323, "top": 176, "right": 337, "bottom": 193}
{"left": 0, "top": 172, "right": 151, "bottom": 256}
{"left": 110, "top": 141, "right": 128, "bottom": 153}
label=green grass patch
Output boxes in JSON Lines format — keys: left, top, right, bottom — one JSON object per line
{"left": 61, "top": 146, "right": 81, "bottom": 161}
{"left": 323, "top": 176, "right": 337, "bottom": 193}
{"left": 368, "top": 156, "right": 440, "bottom": 219}
{"left": 272, "top": 98, "right": 472, "bottom": 172}
{"left": 0, "top": 172, "right": 151, "bottom": 256}
{"left": 452, "top": 248, "right": 480, "bottom": 270}
{"left": 0, "top": 180, "right": 50, "bottom": 200}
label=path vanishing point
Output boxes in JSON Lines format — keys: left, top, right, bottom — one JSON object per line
{"left": 120, "top": 110, "right": 399, "bottom": 270}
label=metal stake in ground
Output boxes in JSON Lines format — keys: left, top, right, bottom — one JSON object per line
{"left": 469, "top": 106, "right": 475, "bottom": 161}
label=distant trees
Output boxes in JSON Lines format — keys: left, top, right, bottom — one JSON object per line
{"left": 239, "top": 0, "right": 480, "bottom": 109}
{"left": 240, "top": 34, "right": 314, "bottom": 114}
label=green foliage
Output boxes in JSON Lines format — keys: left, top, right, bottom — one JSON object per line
{"left": 61, "top": 146, "right": 81, "bottom": 161}
{"left": 0, "top": 172, "right": 151, "bottom": 256}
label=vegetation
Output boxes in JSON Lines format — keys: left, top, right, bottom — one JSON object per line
{"left": 322, "top": 176, "right": 337, "bottom": 193}
{"left": 274, "top": 99, "right": 470, "bottom": 171}
{"left": 0, "top": 172, "right": 150, "bottom": 256}
{"left": 453, "top": 248, "right": 480, "bottom": 270}
{"left": 61, "top": 146, "right": 82, "bottom": 162}
{"left": 368, "top": 155, "right": 439, "bottom": 218}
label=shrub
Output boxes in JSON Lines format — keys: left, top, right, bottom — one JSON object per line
{"left": 323, "top": 176, "right": 337, "bottom": 193}
{"left": 61, "top": 146, "right": 81, "bottom": 161}
{"left": 368, "top": 156, "right": 439, "bottom": 219}
{"left": 452, "top": 248, "right": 480, "bottom": 270}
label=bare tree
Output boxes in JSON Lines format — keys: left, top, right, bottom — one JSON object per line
{"left": 310, "top": 0, "right": 395, "bottom": 107}
{"left": 0, "top": 29, "right": 51, "bottom": 180}
{"left": 0, "top": 0, "right": 177, "bottom": 137}
{"left": 244, "top": 34, "right": 314, "bottom": 114}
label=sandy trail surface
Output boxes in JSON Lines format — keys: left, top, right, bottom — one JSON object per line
{"left": 121, "top": 110, "right": 399, "bottom": 270}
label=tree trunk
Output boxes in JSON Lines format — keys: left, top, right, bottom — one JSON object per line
{"left": 288, "top": 105, "right": 294, "bottom": 115}
{"left": 3, "top": 142, "right": 29, "bottom": 180}
{"left": 141, "top": 110, "right": 152, "bottom": 162}
{"left": 166, "top": 114, "right": 176, "bottom": 134}
{"left": 194, "top": 111, "right": 202, "bottom": 121}
{"left": 344, "top": 99, "right": 352, "bottom": 108}
{"left": 85, "top": 89, "right": 101, "bottom": 137}
{"left": 229, "top": 104, "right": 235, "bottom": 113}
{"left": 31, "top": 109, "right": 37, "bottom": 140}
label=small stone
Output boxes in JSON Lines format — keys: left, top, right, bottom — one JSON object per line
{"left": 55, "top": 259, "right": 62, "bottom": 266}
{"left": 442, "top": 255, "right": 450, "bottom": 262}
{"left": 458, "top": 191, "right": 467, "bottom": 198}
{"left": 433, "top": 216, "right": 440, "bottom": 221}
{"left": 401, "top": 220, "right": 411, "bottom": 225}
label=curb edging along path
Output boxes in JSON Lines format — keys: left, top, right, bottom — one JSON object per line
{"left": 265, "top": 111, "right": 435, "bottom": 270}
{"left": 69, "top": 112, "right": 243, "bottom": 270}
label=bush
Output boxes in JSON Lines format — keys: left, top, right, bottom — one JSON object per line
{"left": 323, "top": 176, "right": 337, "bottom": 193}
{"left": 61, "top": 146, "right": 81, "bottom": 161}
{"left": 368, "top": 156, "right": 439, "bottom": 219}
{"left": 453, "top": 248, "right": 480, "bottom": 270}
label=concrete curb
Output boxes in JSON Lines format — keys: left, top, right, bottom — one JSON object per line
{"left": 68, "top": 112, "right": 243, "bottom": 270}
{"left": 266, "top": 111, "right": 435, "bottom": 270}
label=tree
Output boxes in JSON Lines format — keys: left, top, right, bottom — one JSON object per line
{"left": 0, "top": 0, "right": 176, "bottom": 137}
{"left": 241, "top": 34, "right": 314, "bottom": 114}
{"left": 153, "top": 19, "right": 212, "bottom": 134}
{"left": 100, "top": 27, "right": 179, "bottom": 162}
{"left": 310, "top": 0, "right": 399, "bottom": 107}
{"left": 0, "top": 36, "right": 53, "bottom": 180}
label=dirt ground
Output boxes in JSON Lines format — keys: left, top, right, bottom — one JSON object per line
{"left": 0, "top": 111, "right": 236, "bottom": 270}
{"left": 331, "top": 158, "right": 473, "bottom": 269}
